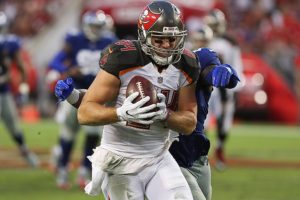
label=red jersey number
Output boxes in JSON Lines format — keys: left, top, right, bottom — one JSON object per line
{"left": 115, "top": 40, "right": 136, "bottom": 51}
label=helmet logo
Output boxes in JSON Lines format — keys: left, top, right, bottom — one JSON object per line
{"left": 163, "top": 27, "right": 179, "bottom": 33}
{"left": 138, "top": 7, "right": 161, "bottom": 31}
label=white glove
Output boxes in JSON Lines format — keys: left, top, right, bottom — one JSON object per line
{"left": 152, "top": 93, "right": 169, "bottom": 122}
{"left": 116, "top": 92, "right": 158, "bottom": 125}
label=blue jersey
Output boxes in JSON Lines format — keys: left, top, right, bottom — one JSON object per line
{"left": 49, "top": 30, "right": 117, "bottom": 89}
{"left": 0, "top": 34, "right": 22, "bottom": 92}
{"left": 169, "top": 48, "right": 221, "bottom": 168}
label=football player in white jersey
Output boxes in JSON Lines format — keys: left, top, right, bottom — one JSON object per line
{"left": 204, "top": 9, "right": 244, "bottom": 170}
{"left": 74, "top": 1, "right": 198, "bottom": 199}
{"left": 55, "top": 26, "right": 241, "bottom": 200}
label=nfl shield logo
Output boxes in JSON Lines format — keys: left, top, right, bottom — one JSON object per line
{"left": 157, "top": 76, "right": 163, "bottom": 83}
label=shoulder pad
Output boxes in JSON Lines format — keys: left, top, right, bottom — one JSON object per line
{"left": 193, "top": 48, "right": 221, "bottom": 68}
{"left": 174, "top": 48, "right": 200, "bottom": 84}
{"left": 99, "top": 40, "right": 145, "bottom": 77}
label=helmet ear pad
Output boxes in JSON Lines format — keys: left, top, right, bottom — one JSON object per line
{"left": 137, "top": 1, "right": 187, "bottom": 66}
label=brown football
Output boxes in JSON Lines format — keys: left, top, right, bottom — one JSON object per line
{"left": 126, "top": 76, "right": 158, "bottom": 107}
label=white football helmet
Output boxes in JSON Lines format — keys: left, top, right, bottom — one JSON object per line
{"left": 82, "top": 10, "right": 107, "bottom": 42}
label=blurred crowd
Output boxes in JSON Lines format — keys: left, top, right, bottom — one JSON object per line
{"left": 0, "top": 0, "right": 299, "bottom": 122}
{"left": 222, "top": 0, "right": 300, "bottom": 94}
{"left": 0, "top": 0, "right": 65, "bottom": 37}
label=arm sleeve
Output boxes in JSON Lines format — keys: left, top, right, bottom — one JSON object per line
{"left": 195, "top": 48, "right": 221, "bottom": 85}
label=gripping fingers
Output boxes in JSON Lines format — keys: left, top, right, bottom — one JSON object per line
{"left": 126, "top": 92, "right": 140, "bottom": 102}
{"left": 57, "top": 80, "right": 69, "bottom": 90}
{"left": 156, "top": 102, "right": 166, "bottom": 109}
{"left": 157, "top": 93, "right": 166, "bottom": 102}
{"left": 135, "top": 103, "right": 156, "bottom": 114}
{"left": 136, "top": 110, "right": 158, "bottom": 119}
{"left": 55, "top": 90, "right": 62, "bottom": 97}
{"left": 132, "top": 96, "right": 150, "bottom": 108}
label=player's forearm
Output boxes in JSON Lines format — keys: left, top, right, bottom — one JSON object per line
{"left": 77, "top": 102, "right": 119, "bottom": 125}
{"left": 166, "top": 110, "right": 197, "bottom": 135}
{"left": 67, "top": 89, "right": 119, "bottom": 125}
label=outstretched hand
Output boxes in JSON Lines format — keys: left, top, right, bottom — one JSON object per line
{"left": 55, "top": 77, "right": 74, "bottom": 102}
{"left": 206, "top": 64, "right": 240, "bottom": 88}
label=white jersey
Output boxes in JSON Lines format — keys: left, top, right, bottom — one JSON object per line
{"left": 102, "top": 63, "right": 190, "bottom": 158}
{"left": 99, "top": 40, "right": 199, "bottom": 158}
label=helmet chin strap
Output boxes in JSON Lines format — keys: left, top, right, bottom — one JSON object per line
{"left": 152, "top": 53, "right": 173, "bottom": 66}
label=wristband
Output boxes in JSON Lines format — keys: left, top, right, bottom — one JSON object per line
{"left": 66, "top": 89, "right": 80, "bottom": 105}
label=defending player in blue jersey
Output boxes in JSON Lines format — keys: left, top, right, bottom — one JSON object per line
{"left": 48, "top": 10, "right": 117, "bottom": 189}
{"left": 0, "top": 11, "right": 39, "bottom": 168}
{"left": 169, "top": 47, "right": 239, "bottom": 200}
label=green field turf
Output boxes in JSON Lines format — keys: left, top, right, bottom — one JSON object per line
{"left": 0, "top": 119, "right": 299, "bottom": 200}
{"left": 210, "top": 123, "right": 300, "bottom": 162}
